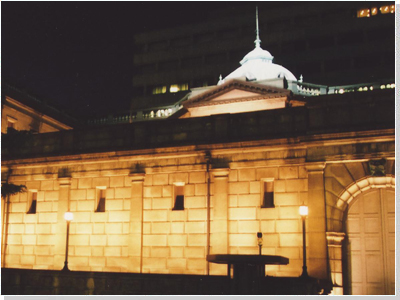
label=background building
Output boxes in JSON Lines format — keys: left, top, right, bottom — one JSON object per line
{"left": 131, "top": 2, "right": 394, "bottom": 110}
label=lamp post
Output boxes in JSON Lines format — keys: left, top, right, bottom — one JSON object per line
{"left": 257, "top": 232, "right": 263, "bottom": 255}
{"left": 299, "top": 205, "right": 308, "bottom": 277}
{"left": 62, "top": 211, "right": 73, "bottom": 271}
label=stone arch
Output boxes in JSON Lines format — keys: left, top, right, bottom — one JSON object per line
{"left": 324, "top": 161, "right": 395, "bottom": 233}
{"left": 341, "top": 185, "right": 395, "bottom": 295}
{"left": 335, "top": 176, "right": 395, "bottom": 216}
{"left": 324, "top": 161, "right": 395, "bottom": 295}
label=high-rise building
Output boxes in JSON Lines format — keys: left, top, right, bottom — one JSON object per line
{"left": 131, "top": 2, "right": 394, "bottom": 110}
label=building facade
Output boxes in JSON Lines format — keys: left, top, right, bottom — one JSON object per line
{"left": 1, "top": 3, "right": 396, "bottom": 295}
{"left": 1, "top": 84, "right": 395, "bottom": 295}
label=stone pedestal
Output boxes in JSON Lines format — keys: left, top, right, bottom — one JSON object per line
{"left": 327, "top": 232, "right": 345, "bottom": 295}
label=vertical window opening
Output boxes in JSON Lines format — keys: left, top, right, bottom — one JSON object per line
{"left": 173, "top": 184, "right": 184, "bottom": 210}
{"left": 27, "top": 191, "right": 37, "bottom": 214}
{"left": 261, "top": 180, "right": 274, "bottom": 208}
{"left": 96, "top": 188, "right": 106, "bottom": 212}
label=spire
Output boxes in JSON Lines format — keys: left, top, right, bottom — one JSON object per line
{"left": 255, "top": 6, "right": 261, "bottom": 48}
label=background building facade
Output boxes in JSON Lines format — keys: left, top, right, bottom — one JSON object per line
{"left": 131, "top": 2, "right": 394, "bottom": 110}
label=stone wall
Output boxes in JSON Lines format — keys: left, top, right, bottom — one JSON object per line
{"left": 2, "top": 147, "right": 316, "bottom": 278}
{"left": 2, "top": 133, "right": 395, "bottom": 286}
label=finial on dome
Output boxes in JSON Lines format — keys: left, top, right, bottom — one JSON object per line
{"left": 255, "top": 6, "right": 261, "bottom": 48}
{"left": 217, "top": 74, "right": 225, "bottom": 85}
{"left": 299, "top": 74, "right": 303, "bottom": 82}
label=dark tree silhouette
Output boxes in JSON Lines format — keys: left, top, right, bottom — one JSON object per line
{"left": 1, "top": 182, "right": 27, "bottom": 199}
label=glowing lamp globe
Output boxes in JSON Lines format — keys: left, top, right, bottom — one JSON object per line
{"left": 64, "top": 212, "right": 74, "bottom": 221}
{"left": 299, "top": 206, "right": 308, "bottom": 216}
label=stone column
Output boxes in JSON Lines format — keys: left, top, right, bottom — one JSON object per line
{"left": 210, "top": 168, "right": 229, "bottom": 275}
{"left": 305, "top": 163, "right": 329, "bottom": 280}
{"left": 128, "top": 173, "right": 145, "bottom": 273}
{"left": 326, "top": 232, "right": 346, "bottom": 295}
{"left": 54, "top": 177, "right": 71, "bottom": 270}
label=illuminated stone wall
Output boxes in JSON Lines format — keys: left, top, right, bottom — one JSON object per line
{"left": 2, "top": 149, "right": 312, "bottom": 278}
{"left": 1, "top": 131, "right": 395, "bottom": 294}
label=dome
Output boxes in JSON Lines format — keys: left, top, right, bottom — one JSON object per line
{"left": 221, "top": 8, "right": 297, "bottom": 83}
{"left": 240, "top": 46, "right": 273, "bottom": 65}
{"left": 224, "top": 45, "right": 297, "bottom": 82}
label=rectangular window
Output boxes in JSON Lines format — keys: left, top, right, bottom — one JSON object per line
{"left": 152, "top": 86, "right": 167, "bottom": 95}
{"left": 261, "top": 180, "right": 274, "bottom": 208}
{"left": 169, "top": 83, "right": 188, "bottom": 93}
{"left": 27, "top": 191, "right": 37, "bottom": 214}
{"left": 95, "top": 188, "right": 106, "bottom": 212}
{"left": 172, "top": 184, "right": 184, "bottom": 211}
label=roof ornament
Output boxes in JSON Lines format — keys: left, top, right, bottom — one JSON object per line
{"left": 255, "top": 6, "right": 261, "bottom": 48}
{"left": 217, "top": 74, "right": 225, "bottom": 85}
{"left": 299, "top": 75, "right": 303, "bottom": 83}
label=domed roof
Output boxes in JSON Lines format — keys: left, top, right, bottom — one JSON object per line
{"left": 240, "top": 46, "right": 273, "bottom": 65}
{"left": 220, "top": 7, "right": 297, "bottom": 84}
{"left": 225, "top": 55, "right": 297, "bottom": 82}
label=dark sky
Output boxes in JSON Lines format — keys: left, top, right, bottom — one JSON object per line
{"left": 3, "top": 1, "right": 254, "bottom": 119}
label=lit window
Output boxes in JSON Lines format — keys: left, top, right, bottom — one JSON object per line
{"left": 371, "top": 7, "right": 378, "bottom": 15}
{"left": 169, "top": 83, "right": 189, "bottom": 93}
{"left": 27, "top": 191, "right": 37, "bottom": 214}
{"left": 95, "top": 188, "right": 106, "bottom": 212}
{"left": 357, "top": 9, "right": 370, "bottom": 18}
{"left": 172, "top": 183, "right": 185, "bottom": 211}
{"left": 261, "top": 180, "right": 274, "bottom": 208}
{"left": 380, "top": 5, "right": 390, "bottom": 14}
{"left": 380, "top": 85, "right": 386, "bottom": 89}
{"left": 152, "top": 86, "right": 167, "bottom": 95}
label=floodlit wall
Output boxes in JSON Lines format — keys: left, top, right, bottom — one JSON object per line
{"left": 2, "top": 150, "right": 316, "bottom": 278}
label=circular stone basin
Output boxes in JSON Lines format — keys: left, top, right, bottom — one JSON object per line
{"left": 207, "top": 254, "right": 289, "bottom": 265}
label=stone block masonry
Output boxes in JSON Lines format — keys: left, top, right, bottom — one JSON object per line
{"left": 3, "top": 125, "right": 391, "bottom": 290}
{"left": 2, "top": 161, "right": 309, "bottom": 277}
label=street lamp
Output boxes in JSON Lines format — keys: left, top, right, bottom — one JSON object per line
{"left": 299, "top": 205, "right": 308, "bottom": 277}
{"left": 62, "top": 211, "right": 73, "bottom": 271}
{"left": 257, "top": 232, "right": 263, "bottom": 255}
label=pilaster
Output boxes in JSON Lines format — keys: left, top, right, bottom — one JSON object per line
{"left": 210, "top": 168, "right": 229, "bottom": 275}
{"left": 55, "top": 177, "right": 72, "bottom": 270}
{"left": 305, "top": 162, "right": 329, "bottom": 280}
{"left": 128, "top": 173, "right": 145, "bottom": 273}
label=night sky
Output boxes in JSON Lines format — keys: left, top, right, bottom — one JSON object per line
{"left": 2, "top": 1, "right": 265, "bottom": 119}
